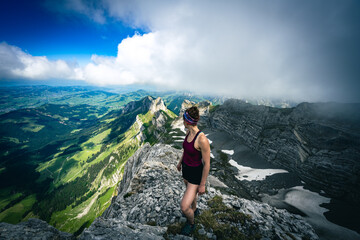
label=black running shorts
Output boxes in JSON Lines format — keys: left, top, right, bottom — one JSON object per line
{"left": 182, "top": 161, "right": 203, "bottom": 185}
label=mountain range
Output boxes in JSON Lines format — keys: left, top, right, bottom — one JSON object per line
{"left": 0, "top": 86, "right": 359, "bottom": 239}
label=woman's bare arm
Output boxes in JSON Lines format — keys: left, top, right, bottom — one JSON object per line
{"left": 198, "top": 134, "right": 210, "bottom": 194}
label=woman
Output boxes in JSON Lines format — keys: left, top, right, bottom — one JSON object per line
{"left": 176, "top": 106, "right": 211, "bottom": 235}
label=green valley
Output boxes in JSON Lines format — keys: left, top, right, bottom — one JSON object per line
{"left": 0, "top": 86, "right": 152, "bottom": 114}
{"left": 0, "top": 85, "right": 224, "bottom": 234}
{"left": 0, "top": 88, "right": 179, "bottom": 234}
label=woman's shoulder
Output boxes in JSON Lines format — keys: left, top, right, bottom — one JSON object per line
{"left": 198, "top": 132, "right": 209, "bottom": 144}
{"left": 198, "top": 131, "right": 205, "bottom": 137}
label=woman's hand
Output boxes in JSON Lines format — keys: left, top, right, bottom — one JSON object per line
{"left": 198, "top": 185, "right": 206, "bottom": 195}
{"left": 177, "top": 162, "right": 182, "bottom": 171}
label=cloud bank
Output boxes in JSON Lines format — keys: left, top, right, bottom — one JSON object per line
{"left": 1, "top": 0, "right": 360, "bottom": 102}
{"left": 0, "top": 42, "right": 83, "bottom": 81}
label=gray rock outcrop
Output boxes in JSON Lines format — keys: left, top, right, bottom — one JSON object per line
{"left": 83, "top": 143, "right": 318, "bottom": 240}
{"left": 122, "top": 96, "right": 166, "bottom": 115}
{"left": 121, "top": 96, "right": 171, "bottom": 144}
{"left": 209, "top": 99, "right": 360, "bottom": 203}
{"left": 149, "top": 97, "right": 167, "bottom": 114}
{"left": 79, "top": 217, "right": 166, "bottom": 240}
{"left": 179, "top": 100, "right": 211, "bottom": 116}
{"left": 172, "top": 100, "right": 211, "bottom": 129}
{"left": 0, "top": 218, "right": 75, "bottom": 240}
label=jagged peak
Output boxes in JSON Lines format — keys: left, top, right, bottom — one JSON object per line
{"left": 180, "top": 99, "right": 212, "bottom": 116}
{"left": 122, "top": 96, "right": 167, "bottom": 115}
{"left": 149, "top": 97, "right": 167, "bottom": 114}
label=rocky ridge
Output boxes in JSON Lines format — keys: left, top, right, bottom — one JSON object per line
{"left": 122, "top": 96, "right": 167, "bottom": 115}
{"left": 0, "top": 143, "right": 318, "bottom": 240}
{"left": 208, "top": 99, "right": 360, "bottom": 203}
{"left": 122, "top": 95, "right": 172, "bottom": 144}
{"left": 0, "top": 218, "right": 75, "bottom": 240}
{"left": 81, "top": 143, "right": 318, "bottom": 240}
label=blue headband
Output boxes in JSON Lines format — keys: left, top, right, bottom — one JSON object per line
{"left": 183, "top": 111, "right": 198, "bottom": 125}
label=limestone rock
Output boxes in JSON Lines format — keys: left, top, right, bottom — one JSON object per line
{"left": 0, "top": 218, "right": 74, "bottom": 240}
{"left": 88, "top": 143, "right": 318, "bottom": 240}
{"left": 171, "top": 99, "right": 212, "bottom": 130}
{"left": 122, "top": 96, "right": 166, "bottom": 115}
{"left": 149, "top": 97, "right": 167, "bottom": 114}
{"left": 79, "top": 217, "right": 166, "bottom": 240}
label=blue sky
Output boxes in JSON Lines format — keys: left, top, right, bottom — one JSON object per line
{"left": 0, "top": 0, "right": 144, "bottom": 64}
{"left": 0, "top": 0, "right": 359, "bottom": 102}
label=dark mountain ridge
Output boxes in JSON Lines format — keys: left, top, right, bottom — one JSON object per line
{"left": 208, "top": 99, "right": 360, "bottom": 204}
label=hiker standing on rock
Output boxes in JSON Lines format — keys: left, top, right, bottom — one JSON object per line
{"left": 176, "top": 106, "right": 211, "bottom": 235}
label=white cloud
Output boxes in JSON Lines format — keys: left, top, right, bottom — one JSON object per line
{"left": 2, "top": 1, "right": 359, "bottom": 102}
{"left": 0, "top": 42, "right": 83, "bottom": 81}
{"left": 83, "top": 32, "right": 186, "bottom": 87}
{"left": 77, "top": 0, "right": 355, "bottom": 102}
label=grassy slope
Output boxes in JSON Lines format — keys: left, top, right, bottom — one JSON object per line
{"left": 0, "top": 188, "right": 23, "bottom": 211}
{"left": 0, "top": 90, "right": 181, "bottom": 234}
{"left": 1, "top": 122, "right": 134, "bottom": 234}
{"left": 35, "top": 97, "right": 174, "bottom": 233}
{"left": 0, "top": 195, "right": 36, "bottom": 224}
{"left": 48, "top": 109, "right": 149, "bottom": 233}
{"left": 0, "top": 102, "right": 113, "bottom": 229}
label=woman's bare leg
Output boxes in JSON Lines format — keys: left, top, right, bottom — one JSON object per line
{"left": 191, "top": 195, "right": 197, "bottom": 211}
{"left": 183, "top": 179, "right": 197, "bottom": 211}
{"left": 180, "top": 182, "right": 198, "bottom": 224}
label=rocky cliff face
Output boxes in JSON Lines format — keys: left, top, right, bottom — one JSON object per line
{"left": 122, "top": 96, "right": 167, "bottom": 115}
{"left": 0, "top": 218, "right": 75, "bottom": 240}
{"left": 179, "top": 99, "right": 212, "bottom": 116}
{"left": 121, "top": 96, "right": 171, "bottom": 144}
{"left": 208, "top": 99, "right": 360, "bottom": 203}
{"left": 149, "top": 97, "right": 167, "bottom": 114}
{"left": 171, "top": 100, "right": 211, "bottom": 130}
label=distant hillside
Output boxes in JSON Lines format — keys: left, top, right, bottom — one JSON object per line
{"left": 0, "top": 86, "right": 152, "bottom": 114}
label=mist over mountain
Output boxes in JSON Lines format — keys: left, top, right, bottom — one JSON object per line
{"left": 208, "top": 99, "right": 360, "bottom": 202}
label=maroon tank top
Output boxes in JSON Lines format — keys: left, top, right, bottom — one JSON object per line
{"left": 182, "top": 131, "right": 202, "bottom": 167}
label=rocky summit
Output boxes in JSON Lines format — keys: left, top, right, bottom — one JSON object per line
{"left": 0, "top": 143, "right": 319, "bottom": 239}
{"left": 81, "top": 143, "right": 318, "bottom": 240}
